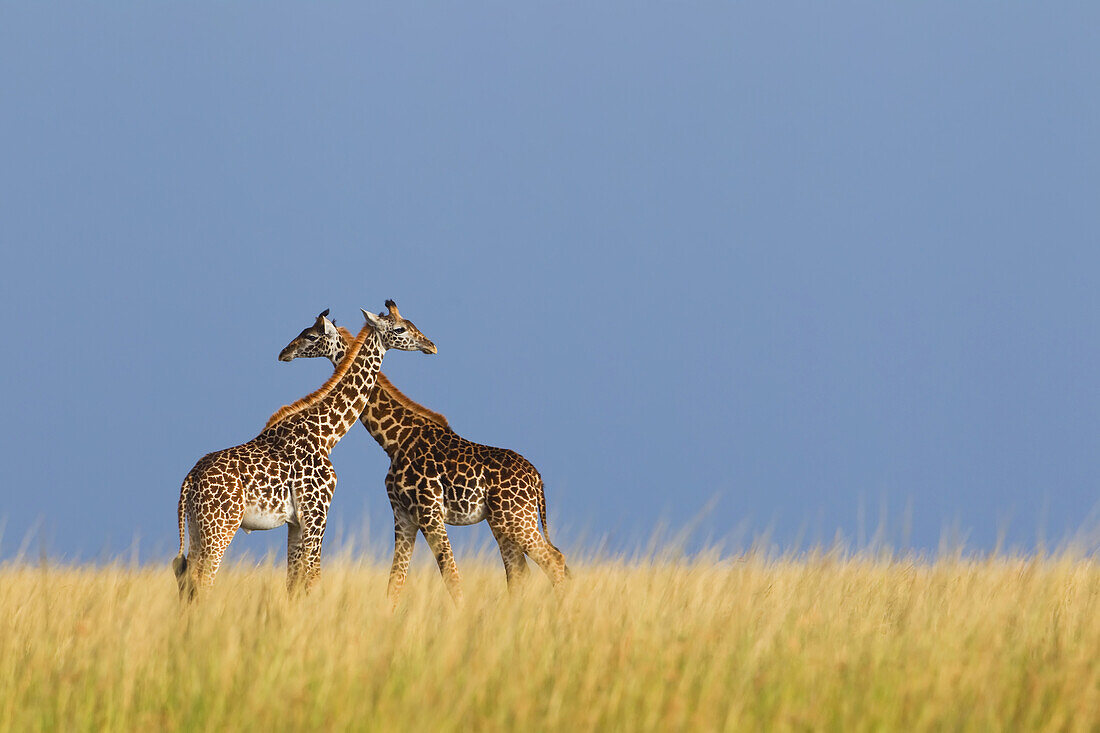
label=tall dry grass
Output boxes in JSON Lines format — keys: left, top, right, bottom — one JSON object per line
{"left": 1, "top": 551, "right": 1098, "bottom": 731}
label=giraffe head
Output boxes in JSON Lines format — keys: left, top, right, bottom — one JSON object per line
{"left": 278, "top": 309, "right": 344, "bottom": 362}
{"left": 361, "top": 300, "right": 437, "bottom": 354}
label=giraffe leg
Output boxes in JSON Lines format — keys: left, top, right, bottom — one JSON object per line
{"left": 183, "top": 496, "right": 241, "bottom": 598}
{"left": 521, "top": 535, "right": 568, "bottom": 587}
{"left": 289, "top": 513, "right": 328, "bottom": 597}
{"left": 490, "top": 527, "right": 529, "bottom": 590}
{"left": 285, "top": 471, "right": 335, "bottom": 597}
{"left": 285, "top": 521, "right": 304, "bottom": 594}
{"left": 387, "top": 509, "right": 418, "bottom": 611}
{"left": 191, "top": 529, "right": 234, "bottom": 594}
{"left": 515, "top": 512, "right": 568, "bottom": 588}
{"left": 298, "top": 538, "right": 325, "bottom": 595}
{"left": 420, "top": 513, "right": 463, "bottom": 605}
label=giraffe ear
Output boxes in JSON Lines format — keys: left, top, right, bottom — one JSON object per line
{"left": 322, "top": 317, "right": 339, "bottom": 337}
{"left": 361, "top": 308, "right": 385, "bottom": 328}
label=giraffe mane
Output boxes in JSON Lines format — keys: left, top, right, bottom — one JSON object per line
{"left": 264, "top": 323, "right": 374, "bottom": 430}
{"left": 336, "top": 326, "right": 450, "bottom": 428}
{"left": 375, "top": 372, "right": 450, "bottom": 428}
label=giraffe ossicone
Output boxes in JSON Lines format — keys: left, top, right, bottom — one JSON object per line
{"left": 279, "top": 310, "right": 568, "bottom": 608}
{"left": 173, "top": 301, "right": 436, "bottom": 601}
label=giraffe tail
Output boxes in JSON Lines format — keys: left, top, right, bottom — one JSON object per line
{"left": 172, "top": 476, "right": 190, "bottom": 586}
{"left": 538, "top": 479, "right": 571, "bottom": 578}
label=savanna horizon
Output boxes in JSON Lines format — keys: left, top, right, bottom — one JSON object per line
{"left": 3, "top": 550, "right": 1098, "bottom": 732}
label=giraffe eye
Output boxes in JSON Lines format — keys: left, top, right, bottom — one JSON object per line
{"left": 305, "top": 333, "right": 318, "bottom": 341}
{"left": 392, "top": 327, "right": 406, "bottom": 334}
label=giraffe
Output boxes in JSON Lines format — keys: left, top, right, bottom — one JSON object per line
{"left": 172, "top": 301, "right": 436, "bottom": 600}
{"left": 278, "top": 309, "right": 568, "bottom": 607}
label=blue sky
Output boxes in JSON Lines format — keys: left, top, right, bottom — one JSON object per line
{"left": 1, "top": 4, "right": 1098, "bottom": 561}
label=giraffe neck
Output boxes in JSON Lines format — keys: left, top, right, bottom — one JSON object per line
{"left": 327, "top": 342, "right": 439, "bottom": 458}
{"left": 276, "top": 328, "right": 385, "bottom": 454}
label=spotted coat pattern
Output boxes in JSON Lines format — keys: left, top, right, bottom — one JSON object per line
{"left": 279, "top": 313, "right": 568, "bottom": 607}
{"left": 172, "top": 302, "right": 436, "bottom": 600}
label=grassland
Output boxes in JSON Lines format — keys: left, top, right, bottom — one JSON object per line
{"left": 1, "top": 551, "right": 1098, "bottom": 732}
